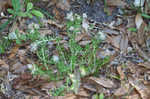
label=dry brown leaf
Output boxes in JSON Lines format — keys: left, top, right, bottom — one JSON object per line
{"left": 145, "top": 0, "right": 150, "bottom": 13}
{"left": 103, "top": 28, "right": 120, "bottom": 35}
{"left": 117, "top": 66, "right": 125, "bottom": 80}
{"left": 12, "top": 62, "right": 24, "bottom": 72}
{"left": 0, "top": 59, "right": 9, "bottom": 69}
{"left": 132, "top": 42, "right": 150, "bottom": 62}
{"left": 137, "top": 22, "right": 147, "bottom": 45}
{"left": 56, "top": 0, "right": 71, "bottom": 11}
{"left": 128, "top": 77, "right": 150, "bottom": 99}
{"left": 108, "top": 35, "right": 121, "bottom": 49}
{"left": 89, "top": 76, "right": 116, "bottom": 88}
{"left": 0, "top": 0, "right": 11, "bottom": 12}
{"left": 64, "top": 94, "right": 76, "bottom": 99}
{"left": 138, "top": 62, "right": 150, "bottom": 69}
{"left": 38, "top": 29, "right": 53, "bottom": 37}
{"left": 106, "top": 0, "right": 126, "bottom": 7}
{"left": 114, "top": 83, "right": 130, "bottom": 96}
{"left": 82, "top": 83, "right": 97, "bottom": 92}
{"left": 41, "top": 82, "right": 56, "bottom": 90}
{"left": 47, "top": 19, "right": 64, "bottom": 28}
{"left": 126, "top": 94, "right": 140, "bottom": 99}
{"left": 31, "top": 96, "right": 40, "bottom": 99}
{"left": 76, "top": 88, "right": 89, "bottom": 97}
{"left": 126, "top": 16, "right": 136, "bottom": 28}
{"left": 8, "top": 45, "right": 19, "bottom": 59}
{"left": 53, "top": 7, "right": 65, "bottom": 22}
{"left": 75, "top": 34, "right": 87, "bottom": 42}
{"left": 79, "top": 40, "right": 91, "bottom": 46}
{"left": 120, "top": 32, "right": 128, "bottom": 53}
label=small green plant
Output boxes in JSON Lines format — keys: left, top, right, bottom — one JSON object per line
{"left": 94, "top": 93, "right": 104, "bottom": 99}
{"left": 30, "top": 13, "right": 110, "bottom": 94}
{"left": 49, "top": 86, "right": 66, "bottom": 96}
{"left": 0, "top": 37, "right": 12, "bottom": 54}
{"left": 0, "top": 0, "right": 44, "bottom": 53}
{"left": 7, "top": 0, "right": 44, "bottom": 18}
{"left": 8, "top": 27, "right": 40, "bottom": 44}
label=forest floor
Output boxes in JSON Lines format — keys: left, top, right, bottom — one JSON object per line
{"left": 0, "top": 0, "right": 150, "bottom": 99}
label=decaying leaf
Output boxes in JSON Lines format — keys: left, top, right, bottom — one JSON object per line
{"left": 75, "top": 33, "right": 91, "bottom": 42}
{"left": 82, "top": 83, "right": 97, "bottom": 92}
{"left": 120, "top": 32, "right": 128, "bottom": 53}
{"left": 56, "top": 0, "right": 71, "bottom": 11}
{"left": 79, "top": 40, "right": 91, "bottom": 46}
{"left": 0, "top": 59, "right": 9, "bottom": 69}
{"left": 128, "top": 77, "right": 150, "bottom": 99}
{"left": 137, "top": 22, "right": 147, "bottom": 45}
{"left": 107, "top": 35, "right": 121, "bottom": 49}
{"left": 106, "top": 0, "right": 126, "bottom": 7}
{"left": 89, "top": 76, "right": 116, "bottom": 88}
{"left": 103, "top": 28, "right": 120, "bottom": 35}
{"left": 126, "top": 94, "right": 140, "bottom": 99}
{"left": 114, "top": 83, "right": 130, "bottom": 96}
{"left": 76, "top": 88, "right": 89, "bottom": 97}
{"left": 117, "top": 66, "right": 125, "bottom": 80}
{"left": 47, "top": 19, "right": 64, "bottom": 28}
{"left": 138, "top": 62, "right": 150, "bottom": 69}
{"left": 64, "top": 94, "right": 76, "bottom": 99}
{"left": 8, "top": 45, "right": 20, "bottom": 59}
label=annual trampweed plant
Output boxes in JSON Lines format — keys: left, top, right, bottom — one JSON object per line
{"left": 28, "top": 13, "right": 109, "bottom": 94}
{"left": 0, "top": 0, "right": 109, "bottom": 95}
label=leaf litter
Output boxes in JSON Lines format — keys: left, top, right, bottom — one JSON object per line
{"left": 0, "top": 0, "right": 150, "bottom": 98}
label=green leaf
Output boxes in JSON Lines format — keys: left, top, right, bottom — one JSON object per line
{"left": 0, "top": 17, "right": 13, "bottom": 32}
{"left": 17, "top": 12, "right": 27, "bottom": 17}
{"left": 142, "top": 13, "right": 150, "bottom": 19}
{"left": 7, "top": 9, "right": 15, "bottom": 14}
{"left": 11, "top": 0, "right": 21, "bottom": 12}
{"left": 31, "top": 10, "right": 44, "bottom": 18}
{"left": 27, "top": 2, "right": 33, "bottom": 11}
{"left": 128, "top": 27, "right": 137, "bottom": 32}
{"left": 0, "top": 46, "right": 5, "bottom": 54}
{"left": 99, "top": 93, "right": 104, "bottom": 99}
{"left": 27, "top": 13, "right": 33, "bottom": 18}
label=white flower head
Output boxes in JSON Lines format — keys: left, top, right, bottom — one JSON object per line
{"left": 97, "top": 31, "right": 106, "bottom": 41}
{"left": 82, "top": 13, "right": 87, "bottom": 18}
{"left": 27, "top": 64, "right": 36, "bottom": 74}
{"left": 8, "top": 32, "right": 17, "bottom": 40}
{"left": 34, "top": 24, "right": 40, "bottom": 29}
{"left": 69, "top": 26, "right": 74, "bottom": 31}
{"left": 66, "top": 12, "right": 74, "bottom": 21}
{"left": 53, "top": 55, "right": 59, "bottom": 62}
{"left": 29, "top": 42, "right": 38, "bottom": 52}
{"left": 28, "top": 23, "right": 40, "bottom": 30}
